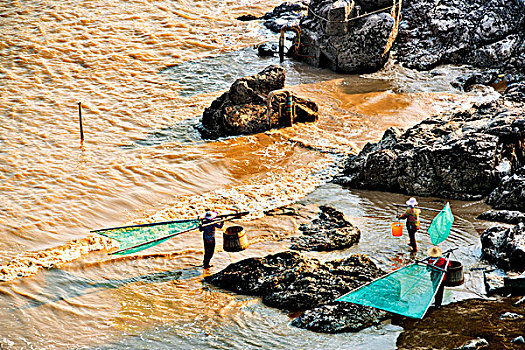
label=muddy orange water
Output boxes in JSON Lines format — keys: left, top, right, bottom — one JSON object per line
{"left": 0, "top": 0, "right": 499, "bottom": 348}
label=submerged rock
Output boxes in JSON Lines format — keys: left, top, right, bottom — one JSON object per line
{"left": 290, "top": 205, "right": 360, "bottom": 251}
{"left": 480, "top": 222, "right": 525, "bottom": 272}
{"left": 477, "top": 210, "right": 525, "bottom": 225}
{"left": 335, "top": 97, "right": 525, "bottom": 203}
{"left": 291, "top": 302, "right": 388, "bottom": 333}
{"left": 203, "top": 251, "right": 384, "bottom": 313}
{"left": 199, "top": 65, "right": 318, "bottom": 138}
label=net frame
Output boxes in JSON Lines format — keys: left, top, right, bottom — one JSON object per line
{"left": 336, "top": 254, "right": 451, "bottom": 319}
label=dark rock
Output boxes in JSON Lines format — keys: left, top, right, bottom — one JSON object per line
{"left": 262, "top": 1, "right": 308, "bottom": 32}
{"left": 335, "top": 98, "right": 525, "bottom": 202}
{"left": 199, "top": 65, "right": 318, "bottom": 138}
{"left": 297, "top": 2, "right": 395, "bottom": 73}
{"left": 477, "top": 210, "right": 525, "bottom": 225}
{"left": 505, "top": 82, "right": 525, "bottom": 103}
{"left": 291, "top": 205, "right": 360, "bottom": 251}
{"left": 279, "top": 0, "right": 525, "bottom": 75}
{"left": 504, "top": 273, "right": 525, "bottom": 294}
{"left": 394, "top": 0, "right": 525, "bottom": 73}
{"left": 487, "top": 166, "right": 525, "bottom": 211}
{"left": 237, "top": 14, "right": 259, "bottom": 21}
{"left": 452, "top": 70, "right": 500, "bottom": 91}
{"left": 257, "top": 42, "right": 277, "bottom": 57}
{"left": 203, "top": 251, "right": 384, "bottom": 312}
{"left": 290, "top": 302, "right": 388, "bottom": 333}
{"left": 480, "top": 223, "right": 525, "bottom": 271}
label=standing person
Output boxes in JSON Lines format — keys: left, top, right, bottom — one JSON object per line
{"left": 397, "top": 197, "right": 421, "bottom": 251}
{"left": 427, "top": 246, "right": 451, "bottom": 307}
{"left": 199, "top": 210, "right": 223, "bottom": 269}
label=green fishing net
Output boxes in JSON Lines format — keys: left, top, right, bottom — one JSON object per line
{"left": 336, "top": 262, "right": 445, "bottom": 319}
{"left": 428, "top": 202, "right": 454, "bottom": 246}
{"left": 94, "top": 219, "right": 201, "bottom": 255}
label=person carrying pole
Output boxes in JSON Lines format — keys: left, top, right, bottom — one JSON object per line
{"left": 199, "top": 210, "right": 224, "bottom": 269}
{"left": 397, "top": 197, "right": 421, "bottom": 251}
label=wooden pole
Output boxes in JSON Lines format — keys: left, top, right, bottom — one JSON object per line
{"left": 78, "top": 102, "right": 84, "bottom": 142}
{"left": 394, "top": 204, "right": 441, "bottom": 212}
{"left": 109, "top": 215, "right": 243, "bottom": 255}
{"left": 91, "top": 211, "right": 249, "bottom": 234}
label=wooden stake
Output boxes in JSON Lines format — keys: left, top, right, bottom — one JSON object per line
{"left": 78, "top": 102, "right": 84, "bottom": 142}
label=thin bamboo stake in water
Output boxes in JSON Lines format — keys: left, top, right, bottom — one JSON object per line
{"left": 78, "top": 102, "right": 84, "bottom": 142}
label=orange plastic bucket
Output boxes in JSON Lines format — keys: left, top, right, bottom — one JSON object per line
{"left": 391, "top": 222, "right": 403, "bottom": 237}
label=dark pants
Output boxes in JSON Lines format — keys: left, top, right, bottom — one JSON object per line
{"left": 203, "top": 239, "right": 215, "bottom": 268}
{"left": 407, "top": 225, "right": 418, "bottom": 250}
{"left": 431, "top": 272, "right": 445, "bottom": 307}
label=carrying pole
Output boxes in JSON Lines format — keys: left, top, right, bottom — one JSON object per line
{"left": 110, "top": 215, "right": 245, "bottom": 255}
{"left": 91, "top": 211, "right": 249, "bottom": 234}
{"left": 394, "top": 204, "right": 441, "bottom": 212}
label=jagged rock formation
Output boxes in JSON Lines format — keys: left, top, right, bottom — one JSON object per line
{"left": 477, "top": 210, "right": 525, "bottom": 225}
{"left": 203, "top": 251, "right": 389, "bottom": 332}
{"left": 287, "top": 0, "right": 525, "bottom": 75}
{"left": 291, "top": 302, "right": 387, "bottom": 333}
{"left": 487, "top": 166, "right": 525, "bottom": 211}
{"left": 395, "top": 0, "right": 525, "bottom": 73}
{"left": 296, "top": 0, "right": 396, "bottom": 73}
{"left": 290, "top": 205, "right": 360, "bottom": 251}
{"left": 480, "top": 222, "right": 525, "bottom": 271}
{"left": 335, "top": 97, "right": 525, "bottom": 202}
{"left": 199, "top": 65, "right": 318, "bottom": 138}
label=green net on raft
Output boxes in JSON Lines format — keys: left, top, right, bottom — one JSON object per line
{"left": 94, "top": 219, "right": 201, "bottom": 255}
{"left": 428, "top": 202, "right": 454, "bottom": 246}
{"left": 336, "top": 262, "right": 445, "bottom": 319}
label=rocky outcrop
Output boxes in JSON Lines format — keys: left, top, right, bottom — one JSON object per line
{"left": 203, "top": 251, "right": 390, "bottom": 332}
{"left": 335, "top": 98, "right": 525, "bottom": 202}
{"left": 477, "top": 210, "right": 525, "bottom": 225}
{"left": 394, "top": 0, "right": 525, "bottom": 73}
{"left": 284, "top": 0, "right": 525, "bottom": 76}
{"left": 203, "top": 251, "right": 384, "bottom": 311}
{"left": 199, "top": 65, "right": 318, "bottom": 138}
{"left": 261, "top": 1, "right": 308, "bottom": 32}
{"left": 290, "top": 302, "right": 387, "bottom": 333}
{"left": 480, "top": 223, "right": 525, "bottom": 271}
{"left": 487, "top": 166, "right": 525, "bottom": 211}
{"left": 237, "top": 1, "right": 307, "bottom": 32}
{"left": 296, "top": 0, "right": 395, "bottom": 73}
{"left": 506, "top": 82, "right": 525, "bottom": 102}
{"left": 290, "top": 205, "right": 360, "bottom": 251}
